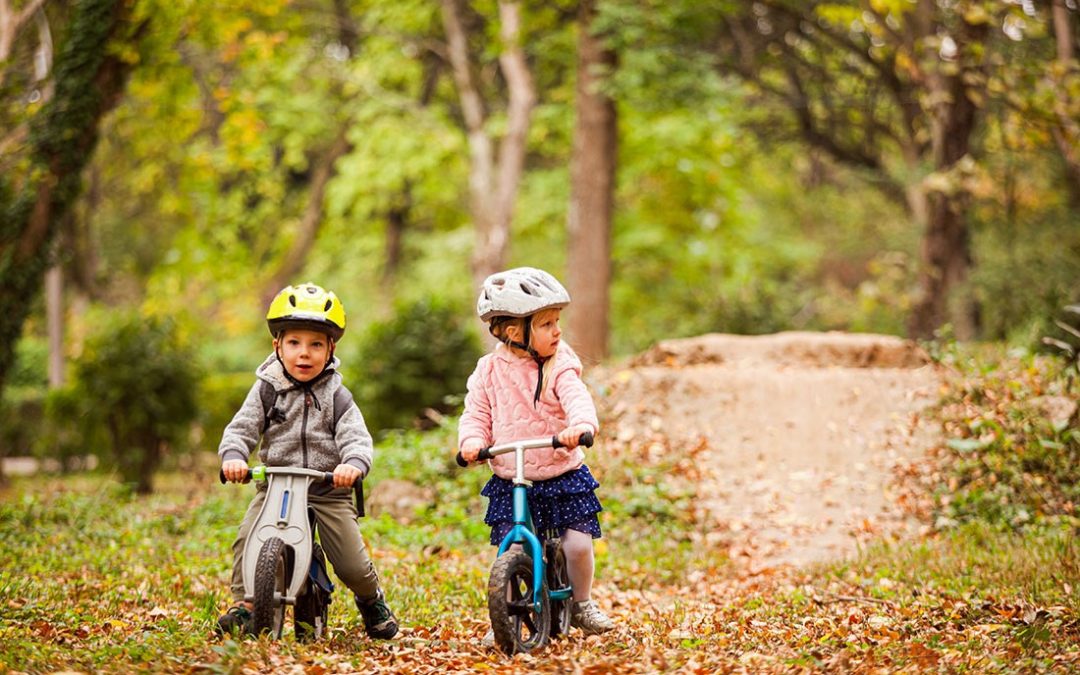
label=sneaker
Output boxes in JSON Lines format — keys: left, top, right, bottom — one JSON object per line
{"left": 570, "top": 599, "right": 614, "bottom": 635}
{"left": 355, "top": 589, "right": 399, "bottom": 639}
{"left": 215, "top": 603, "right": 253, "bottom": 636}
{"left": 481, "top": 628, "right": 495, "bottom": 648}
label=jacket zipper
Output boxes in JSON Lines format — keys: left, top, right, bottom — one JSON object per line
{"left": 302, "top": 392, "right": 311, "bottom": 468}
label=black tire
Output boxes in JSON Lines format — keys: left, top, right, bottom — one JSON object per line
{"left": 252, "top": 537, "right": 289, "bottom": 638}
{"left": 488, "top": 550, "right": 550, "bottom": 655}
{"left": 544, "top": 540, "right": 572, "bottom": 639}
{"left": 294, "top": 544, "right": 330, "bottom": 642}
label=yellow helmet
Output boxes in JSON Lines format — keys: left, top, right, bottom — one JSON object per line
{"left": 266, "top": 283, "right": 346, "bottom": 341}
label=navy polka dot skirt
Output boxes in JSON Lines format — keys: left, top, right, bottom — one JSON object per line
{"left": 482, "top": 465, "right": 603, "bottom": 546}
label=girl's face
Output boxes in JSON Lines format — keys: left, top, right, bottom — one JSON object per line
{"left": 274, "top": 329, "right": 331, "bottom": 382}
{"left": 527, "top": 309, "right": 562, "bottom": 358}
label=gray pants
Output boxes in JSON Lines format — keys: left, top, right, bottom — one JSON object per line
{"left": 230, "top": 489, "right": 381, "bottom": 603}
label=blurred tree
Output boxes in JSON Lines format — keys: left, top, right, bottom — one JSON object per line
{"left": 439, "top": 0, "right": 537, "bottom": 289}
{"left": 566, "top": 0, "right": 617, "bottom": 362}
{"left": 0, "top": 0, "right": 143, "bottom": 394}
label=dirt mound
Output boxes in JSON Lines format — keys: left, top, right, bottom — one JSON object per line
{"left": 630, "top": 331, "right": 930, "bottom": 369}
{"left": 594, "top": 331, "right": 939, "bottom": 570}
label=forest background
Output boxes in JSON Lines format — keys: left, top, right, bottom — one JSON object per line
{"left": 2, "top": 0, "right": 1078, "bottom": 461}
{"left": 0, "top": 1, "right": 1079, "bottom": 671}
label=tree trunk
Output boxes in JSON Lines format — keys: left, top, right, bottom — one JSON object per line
{"left": 441, "top": 0, "right": 536, "bottom": 290}
{"left": 0, "top": 0, "right": 142, "bottom": 397}
{"left": 381, "top": 185, "right": 411, "bottom": 296}
{"left": 567, "top": 0, "right": 616, "bottom": 363}
{"left": 1050, "top": 0, "right": 1080, "bottom": 207}
{"left": 262, "top": 128, "right": 352, "bottom": 306}
{"left": 908, "top": 6, "right": 985, "bottom": 340}
{"left": 46, "top": 252, "right": 64, "bottom": 387}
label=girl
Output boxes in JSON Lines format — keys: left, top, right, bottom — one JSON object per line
{"left": 458, "top": 267, "right": 615, "bottom": 639}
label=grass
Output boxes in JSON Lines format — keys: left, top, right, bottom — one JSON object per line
{"left": 1, "top": 350, "right": 1079, "bottom": 671}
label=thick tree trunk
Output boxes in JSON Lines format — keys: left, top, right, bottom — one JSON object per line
{"left": 908, "top": 3, "right": 984, "bottom": 340}
{"left": 567, "top": 0, "right": 616, "bottom": 363}
{"left": 0, "top": 0, "right": 141, "bottom": 397}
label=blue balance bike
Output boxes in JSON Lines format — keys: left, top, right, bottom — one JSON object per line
{"left": 457, "top": 432, "right": 594, "bottom": 655}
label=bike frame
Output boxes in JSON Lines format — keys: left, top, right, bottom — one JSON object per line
{"left": 241, "top": 466, "right": 331, "bottom": 606}
{"left": 484, "top": 439, "right": 574, "bottom": 614}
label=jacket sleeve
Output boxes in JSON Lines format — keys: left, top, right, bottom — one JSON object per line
{"left": 458, "top": 360, "right": 494, "bottom": 448}
{"left": 335, "top": 401, "right": 374, "bottom": 477}
{"left": 552, "top": 364, "right": 599, "bottom": 436}
{"left": 218, "top": 381, "right": 266, "bottom": 464}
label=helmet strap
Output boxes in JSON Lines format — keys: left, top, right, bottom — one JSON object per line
{"left": 492, "top": 316, "right": 548, "bottom": 406}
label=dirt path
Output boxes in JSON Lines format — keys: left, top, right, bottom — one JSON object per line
{"left": 594, "top": 331, "right": 939, "bottom": 571}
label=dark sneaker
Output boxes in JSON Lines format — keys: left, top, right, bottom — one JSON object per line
{"left": 355, "top": 589, "right": 398, "bottom": 639}
{"left": 215, "top": 604, "right": 253, "bottom": 636}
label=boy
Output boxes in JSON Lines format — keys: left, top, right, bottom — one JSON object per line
{"left": 216, "top": 282, "right": 398, "bottom": 639}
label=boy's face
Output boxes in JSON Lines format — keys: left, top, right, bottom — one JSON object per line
{"left": 274, "top": 329, "right": 331, "bottom": 382}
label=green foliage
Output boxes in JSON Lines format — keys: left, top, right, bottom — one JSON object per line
{"left": 354, "top": 298, "right": 481, "bottom": 433}
{"left": 40, "top": 384, "right": 106, "bottom": 470}
{"left": 972, "top": 205, "right": 1080, "bottom": 346}
{"left": 933, "top": 346, "right": 1080, "bottom": 530}
{"left": 72, "top": 311, "right": 199, "bottom": 493}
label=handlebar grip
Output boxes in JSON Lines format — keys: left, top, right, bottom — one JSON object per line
{"left": 455, "top": 445, "right": 494, "bottom": 467}
{"left": 552, "top": 431, "right": 594, "bottom": 449}
{"left": 219, "top": 468, "right": 253, "bottom": 484}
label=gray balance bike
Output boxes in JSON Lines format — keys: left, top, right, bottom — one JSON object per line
{"left": 220, "top": 465, "right": 363, "bottom": 640}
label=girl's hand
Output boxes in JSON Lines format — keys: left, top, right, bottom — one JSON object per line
{"left": 333, "top": 463, "right": 363, "bottom": 488}
{"left": 460, "top": 440, "right": 486, "bottom": 463}
{"left": 222, "top": 459, "right": 249, "bottom": 483}
{"left": 556, "top": 425, "right": 593, "bottom": 451}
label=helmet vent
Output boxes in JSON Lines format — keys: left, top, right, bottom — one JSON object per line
{"left": 519, "top": 283, "right": 534, "bottom": 295}
{"left": 324, "top": 300, "right": 333, "bottom": 311}
{"left": 289, "top": 295, "right": 296, "bottom": 306}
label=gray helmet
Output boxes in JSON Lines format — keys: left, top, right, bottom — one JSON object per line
{"left": 477, "top": 267, "right": 571, "bottom": 322}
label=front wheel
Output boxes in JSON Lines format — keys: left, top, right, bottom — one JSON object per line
{"left": 488, "top": 550, "right": 550, "bottom": 655}
{"left": 252, "top": 537, "right": 289, "bottom": 638}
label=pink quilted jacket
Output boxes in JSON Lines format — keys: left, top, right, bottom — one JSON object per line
{"left": 458, "top": 342, "right": 600, "bottom": 481}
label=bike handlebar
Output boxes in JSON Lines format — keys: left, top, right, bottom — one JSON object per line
{"left": 218, "top": 466, "right": 336, "bottom": 485}
{"left": 455, "top": 431, "right": 594, "bottom": 468}
{"left": 219, "top": 465, "right": 365, "bottom": 517}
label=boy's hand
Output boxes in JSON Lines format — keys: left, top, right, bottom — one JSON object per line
{"left": 460, "top": 439, "right": 486, "bottom": 464}
{"left": 222, "top": 460, "right": 249, "bottom": 483}
{"left": 556, "top": 425, "right": 593, "bottom": 452}
{"left": 333, "top": 464, "right": 363, "bottom": 488}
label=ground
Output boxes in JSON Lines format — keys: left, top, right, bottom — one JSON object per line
{"left": 592, "top": 331, "right": 940, "bottom": 571}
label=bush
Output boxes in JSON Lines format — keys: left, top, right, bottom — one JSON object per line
{"left": 73, "top": 312, "right": 199, "bottom": 494}
{"left": 356, "top": 298, "right": 482, "bottom": 434}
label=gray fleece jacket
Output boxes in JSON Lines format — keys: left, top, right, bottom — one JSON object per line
{"left": 217, "top": 353, "right": 374, "bottom": 477}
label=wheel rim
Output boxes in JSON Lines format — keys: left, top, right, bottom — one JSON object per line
{"left": 489, "top": 551, "right": 549, "bottom": 654}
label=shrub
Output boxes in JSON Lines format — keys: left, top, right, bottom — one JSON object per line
{"left": 356, "top": 298, "right": 482, "bottom": 434}
{"left": 73, "top": 312, "right": 199, "bottom": 494}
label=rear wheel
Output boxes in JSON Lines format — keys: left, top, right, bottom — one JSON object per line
{"left": 545, "top": 540, "right": 571, "bottom": 639}
{"left": 294, "top": 544, "right": 330, "bottom": 642}
{"left": 488, "top": 550, "right": 549, "bottom": 655}
{"left": 252, "top": 537, "right": 289, "bottom": 638}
